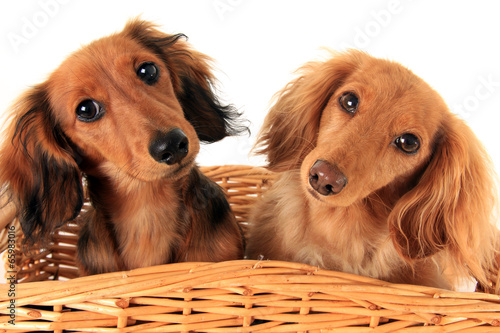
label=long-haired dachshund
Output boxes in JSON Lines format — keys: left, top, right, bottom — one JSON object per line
{"left": 0, "top": 19, "right": 246, "bottom": 275}
{"left": 246, "top": 50, "right": 499, "bottom": 289}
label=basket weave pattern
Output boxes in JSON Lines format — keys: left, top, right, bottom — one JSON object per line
{"left": 1, "top": 165, "right": 500, "bottom": 332}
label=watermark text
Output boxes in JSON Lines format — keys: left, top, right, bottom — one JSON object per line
{"left": 6, "top": 225, "right": 17, "bottom": 325}
{"left": 7, "top": 0, "right": 71, "bottom": 53}
{"left": 453, "top": 74, "right": 499, "bottom": 119}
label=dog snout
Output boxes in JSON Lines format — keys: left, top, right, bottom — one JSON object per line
{"left": 149, "top": 128, "right": 189, "bottom": 165}
{"left": 309, "top": 160, "right": 347, "bottom": 196}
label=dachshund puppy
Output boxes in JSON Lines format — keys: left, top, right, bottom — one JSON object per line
{"left": 0, "top": 19, "right": 246, "bottom": 275}
{"left": 246, "top": 50, "right": 499, "bottom": 289}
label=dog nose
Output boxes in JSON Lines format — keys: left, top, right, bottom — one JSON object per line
{"left": 309, "top": 160, "right": 347, "bottom": 196}
{"left": 149, "top": 128, "right": 189, "bottom": 165}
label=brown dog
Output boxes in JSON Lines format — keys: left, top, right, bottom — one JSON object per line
{"left": 246, "top": 50, "right": 499, "bottom": 289}
{"left": 0, "top": 19, "right": 246, "bottom": 275}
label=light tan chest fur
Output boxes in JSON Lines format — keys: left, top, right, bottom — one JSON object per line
{"left": 270, "top": 171, "right": 406, "bottom": 280}
{"left": 112, "top": 181, "right": 183, "bottom": 270}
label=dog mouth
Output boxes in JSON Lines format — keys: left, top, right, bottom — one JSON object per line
{"left": 306, "top": 187, "right": 322, "bottom": 201}
{"left": 165, "top": 156, "right": 196, "bottom": 179}
{"left": 111, "top": 156, "right": 196, "bottom": 183}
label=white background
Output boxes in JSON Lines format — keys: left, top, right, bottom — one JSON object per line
{"left": 1, "top": 1, "right": 500, "bottom": 283}
{"left": 1, "top": 0, "right": 500, "bottom": 168}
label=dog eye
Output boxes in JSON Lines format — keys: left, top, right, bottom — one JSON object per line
{"left": 339, "top": 92, "right": 359, "bottom": 114}
{"left": 395, "top": 133, "right": 420, "bottom": 154}
{"left": 137, "top": 62, "right": 159, "bottom": 85}
{"left": 76, "top": 99, "right": 103, "bottom": 122}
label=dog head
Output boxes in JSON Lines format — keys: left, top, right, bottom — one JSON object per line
{"left": 49, "top": 19, "right": 245, "bottom": 182}
{"left": 0, "top": 18, "right": 246, "bottom": 244}
{"left": 256, "top": 50, "right": 498, "bottom": 280}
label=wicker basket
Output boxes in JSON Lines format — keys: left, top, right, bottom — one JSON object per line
{"left": 1, "top": 165, "right": 500, "bottom": 332}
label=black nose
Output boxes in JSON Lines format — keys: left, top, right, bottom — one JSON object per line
{"left": 149, "top": 128, "right": 189, "bottom": 165}
{"left": 309, "top": 160, "right": 347, "bottom": 196}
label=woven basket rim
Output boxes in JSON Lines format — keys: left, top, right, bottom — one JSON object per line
{"left": 1, "top": 260, "right": 500, "bottom": 331}
{"left": 1, "top": 164, "right": 500, "bottom": 331}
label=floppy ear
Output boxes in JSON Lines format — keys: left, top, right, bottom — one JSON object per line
{"left": 254, "top": 50, "right": 362, "bottom": 171}
{"left": 0, "top": 84, "right": 83, "bottom": 246}
{"left": 124, "top": 18, "right": 247, "bottom": 143}
{"left": 389, "top": 115, "right": 498, "bottom": 285}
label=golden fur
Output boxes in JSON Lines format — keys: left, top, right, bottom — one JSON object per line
{"left": 246, "top": 50, "right": 499, "bottom": 289}
{"left": 0, "top": 19, "right": 246, "bottom": 275}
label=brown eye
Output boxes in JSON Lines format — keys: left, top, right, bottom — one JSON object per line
{"left": 137, "top": 62, "right": 159, "bottom": 85}
{"left": 339, "top": 92, "right": 359, "bottom": 114}
{"left": 76, "top": 99, "right": 103, "bottom": 122}
{"left": 395, "top": 133, "right": 420, "bottom": 154}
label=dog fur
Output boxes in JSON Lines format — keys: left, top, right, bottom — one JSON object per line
{"left": 246, "top": 50, "right": 499, "bottom": 289}
{"left": 0, "top": 19, "right": 246, "bottom": 275}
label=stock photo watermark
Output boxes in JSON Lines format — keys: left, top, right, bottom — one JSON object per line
{"left": 7, "top": 0, "right": 71, "bottom": 53}
{"left": 339, "top": 0, "right": 409, "bottom": 50}
{"left": 453, "top": 74, "right": 499, "bottom": 119}
{"left": 213, "top": 0, "right": 243, "bottom": 21}
{"left": 6, "top": 225, "right": 17, "bottom": 325}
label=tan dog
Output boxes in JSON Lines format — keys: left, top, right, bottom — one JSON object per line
{"left": 246, "top": 50, "right": 499, "bottom": 289}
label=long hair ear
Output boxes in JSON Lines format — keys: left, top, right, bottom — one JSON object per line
{"left": 389, "top": 114, "right": 499, "bottom": 285}
{"left": 254, "top": 50, "right": 363, "bottom": 172}
{"left": 124, "top": 18, "right": 248, "bottom": 143}
{"left": 0, "top": 84, "right": 83, "bottom": 246}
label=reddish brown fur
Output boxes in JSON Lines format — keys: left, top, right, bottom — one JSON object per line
{"left": 246, "top": 50, "right": 499, "bottom": 289}
{"left": 0, "top": 19, "right": 245, "bottom": 275}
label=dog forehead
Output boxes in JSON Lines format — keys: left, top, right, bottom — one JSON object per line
{"left": 352, "top": 59, "right": 423, "bottom": 98}
{"left": 342, "top": 58, "right": 446, "bottom": 120}
{"left": 321, "top": 59, "right": 447, "bottom": 145}
{"left": 62, "top": 35, "right": 153, "bottom": 79}
{"left": 47, "top": 35, "right": 162, "bottom": 113}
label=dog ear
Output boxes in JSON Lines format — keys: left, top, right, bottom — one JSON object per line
{"left": 0, "top": 84, "right": 83, "bottom": 246}
{"left": 171, "top": 45, "right": 248, "bottom": 142}
{"left": 254, "top": 51, "right": 362, "bottom": 172}
{"left": 388, "top": 115, "right": 498, "bottom": 285}
{"left": 125, "top": 18, "right": 248, "bottom": 143}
